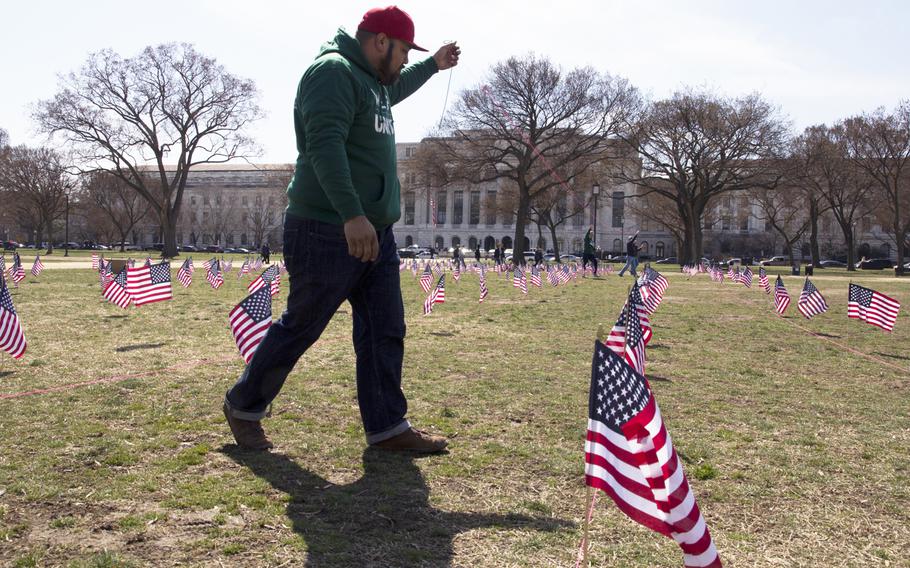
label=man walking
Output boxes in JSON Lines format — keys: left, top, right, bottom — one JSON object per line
{"left": 582, "top": 227, "right": 598, "bottom": 275}
{"left": 618, "top": 232, "right": 642, "bottom": 277}
{"left": 223, "top": 6, "right": 460, "bottom": 452}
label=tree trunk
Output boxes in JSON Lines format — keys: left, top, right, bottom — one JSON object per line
{"left": 44, "top": 220, "right": 54, "bottom": 255}
{"left": 841, "top": 223, "right": 856, "bottom": 271}
{"left": 513, "top": 190, "right": 530, "bottom": 266}
{"left": 161, "top": 208, "right": 179, "bottom": 259}
{"left": 548, "top": 224, "right": 560, "bottom": 261}
{"left": 809, "top": 199, "right": 820, "bottom": 266}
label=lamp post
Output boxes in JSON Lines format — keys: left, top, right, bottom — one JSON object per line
{"left": 592, "top": 182, "right": 600, "bottom": 252}
{"left": 64, "top": 193, "right": 70, "bottom": 257}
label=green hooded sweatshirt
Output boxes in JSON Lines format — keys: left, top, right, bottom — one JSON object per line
{"left": 287, "top": 28, "right": 439, "bottom": 229}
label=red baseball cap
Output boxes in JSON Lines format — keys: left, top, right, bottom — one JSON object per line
{"left": 358, "top": 6, "right": 428, "bottom": 52}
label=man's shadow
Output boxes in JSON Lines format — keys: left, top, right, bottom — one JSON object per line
{"left": 224, "top": 446, "right": 574, "bottom": 567}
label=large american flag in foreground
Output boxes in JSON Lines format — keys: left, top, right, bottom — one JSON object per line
{"left": 585, "top": 340, "right": 722, "bottom": 568}
{"left": 126, "top": 262, "right": 173, "bottom": 306}
{"left": 797, "top": 278, "right": 828, "bottom": 319}
{"left": 848, "top": 283, "right": 900, "bottom": 332}
{"left": 229, "top": 286, "right": 273, "bottom": 363}
{"left": 0, "top": 278, "right": 27, "bottom": 359}
{"left": 639, "top": 267, "right": 669, "bottom": 314}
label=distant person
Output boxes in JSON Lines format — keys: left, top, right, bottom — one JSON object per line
{"left": 429, "top": 246, "right": 435, "bottom": 259}
{"left": 618, "top": 232, "right": 642, "bottom": 277}
{"left": 474, "top": 244, "right": 481, "bottom": 263}
{"left": 582, "top": 227, "right": 598, "bottom": 275}
{"left": 534, "top": 248, "right": 543, "bottom": 266}
{"left": 261, "top": 243, "right": 271, "bottom": 264}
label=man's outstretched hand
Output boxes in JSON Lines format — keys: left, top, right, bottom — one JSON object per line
{"left": 344, "top": 215, "right": 379, "bottom": 262}
{"left": 433, "top": 42, "right": 460, "bottom": 71}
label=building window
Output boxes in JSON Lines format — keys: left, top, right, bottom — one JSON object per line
{"left": 190, "top": 196, "right": 196, "bottom": 206}
{"left": 612, "top": 191, "right": 624, "bottom": 228}
{"left": 469, "top": 191, "right": 480, "bottom": 225}
{"left": 404, "top": 192, "right": 415, "bottom": 225}
{"left": 435, "top": 235, "right": 444, "bottom": 249}
{"left": 226, "top": 233, "right": 234, "bottom": 245}
{"left": 242, "top": 196, "right": 248, "bottom": 206}
{"left": 453, "top": 190, "right": 464, "bottom": 225}
{"left": 203, "top": 195, "right": 210, "bottom": 205}
{"left": 405, "top": 235, "right": 414, "bottom": 246}
{"left": 451, "top": 236, "right": 461, "bottom": 248}
{"left": 722, "top": 217, "right": 731, "bottom": 231}
{"left": 405, "top": 146, "right": 415, "bottom": 158}
{"left": 655, "top": 241, "right": 665, "bottom": 257}
{"left": 574, "top": 192, "right": 584, "bottom": 227}
{"left": 740, "top": 216, "right": 749, "bottom": 231}
{"left": 241, "top": 233, "right": 248, "bottom": 244}
{"left": 572, "top": 238, "right": 583, "bottom": 253}
{"left": 613, "top": 238, "right": 622, "bottom": 253}
{"left": 436, "top": 191, "right": 447, "bottom": 224}
{"left": 485, "top": 191, "right": 497, "bottom": 225}
{"left": 640, "top": 241, "right": 649, "bottom": 256}
{"left": 468, "top": 236, "right": 477, "bottom": 249}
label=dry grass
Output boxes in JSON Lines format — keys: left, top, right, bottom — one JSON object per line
{"left": 0, "top": 262, "right": 908, "bottom": 567}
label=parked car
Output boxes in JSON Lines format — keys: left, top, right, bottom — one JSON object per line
{"left": 817, "top": 259, "right": 847, "bottom": 268}
{"left": 204, "top": 245, "right": 225, "bottom": 253}
{"left": 180, "top": 245, "right": 199, "bottom": 253}
{"left": 112, "top": 242, "right": 142, "bottom": 251}
{"left": 398, "top": 244, "right": 421, "bottom": 258}
{"left": 856, "top": 258, "right": 894, "bottom": 270}
{"left": 654, "top": 257, "right": 678, "bottom": 264}
{"left": 759, "top": 256, "right": 789, "bottom": 266}
{"left": 2, "top": 241, "right": 20, "bottom": 250}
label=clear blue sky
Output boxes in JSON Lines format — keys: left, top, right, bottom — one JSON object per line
{"left": 1, "top": 0, "right": 907, "bottom": 163}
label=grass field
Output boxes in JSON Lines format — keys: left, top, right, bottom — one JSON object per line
{"left": 0, "top": 259, "right": 908, "bottom": 567}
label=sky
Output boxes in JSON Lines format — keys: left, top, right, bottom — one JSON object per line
{"left": 1, "top": 0, "right": 908, "bottom": 163}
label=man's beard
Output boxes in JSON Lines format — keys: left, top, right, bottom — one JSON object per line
{"left": 377, "top": 46, "right": 401, "bottom": 86}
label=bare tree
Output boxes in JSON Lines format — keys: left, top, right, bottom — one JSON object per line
{"left": 0, "top": 146, "right": 75, "bottom": 254}
{"left": 422, "top": 54, "right": 638, "bottom": 264}
{"left": 839, "top": 102, "right": 910, "bottom": 275}
{"left": 793, "top": 125, "right": 877, "bottom": 270}
{"left": 34, "top": 43, "right": 263, "bottom": 258}
{"left": 198, "top": 188, "right": 240, "bottom": 246}
{"left": 528, "top": 178, "right": 591, "bottom": 261}
{"left": 614, "top": 89, "right": 789, "bottom": 264}
{"left": 750, "top": 186, "right": 810, "bottom": 266}
{"left": 627, "top": 185, "right": 686, "bottom": 258}
{"left": 82, "top": 171, "right": 152, "bottom": 251}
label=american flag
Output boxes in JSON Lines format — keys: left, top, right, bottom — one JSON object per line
{"left": 512, "top": 266, "right": 527, "bottom": 294}
{"left": 202, "top": 257, "right": 217, "bottom": 272}
{"left": 11, "top": 254, "right": 25, "bottom": 285}
{"left": 848, "top": 283, "right": 901, "bottom": 332}
{"left": 0, "top": 255, "right": 5, "bottom": 277}
{"left": 207, "top": 260, "right": 224, "bottom": 289}
{"left": 758, "top": 267, "right": 771, "bottom": 294}
{"left": 126, "top": 262, "right": 172, "bottom": 306}
{"left": 223, "top": 259, "right": 233, "bottom": 273}
{"left": 419, "top": 264, "right": 433, "bottom": 293}
{"left": 252, "top": 257, "right": 263, "bottom": 272}
{"left": 0, "top": 277, "right": 27, "bottom": 359}
{"left": 99, "top": 260, "right": 112, "bottom": 287}
{"left": 797, "top": 278, "right": 828, "bottom": 319}
{"left": 479, "top": 265, "right": 489, "bottom": 302}
{"left": 774, "top": 276, "right": 790, "bottom": 315}
{"left": 91, "top": 253, "right": 100, "bottom": 270}
{"left": 638, "top": 267, "right": 669, "bottom": 314}
{"left": 585, "top": 340, "right": 723, "bottom": 568}
{"left": 606, "top": 287, "right": 648, "bottom": 375}
{"left": 740, "top": 266, "right": 753, "bottom": 288}
{"left": 548, "top": 265, "right": 559, "bottom": 287}
{"left": 727, "top": 265, "right": 735, "bottom": 281}
{"left": 103, "top": 268, "right": 133, "bottom": 309}
{"left": 177, "top": 258, "right": 193, "bottom": 288}
{"left": 248, "top": 265, "right": 280, "bottom": 298}
{"left": 239, "top": 258, "right": 251, "bottom": 278}
{"left": 423, "top": 274, "right": 446, "bottom": 315}
{"left": 30, "top": 255, "right": 44, "bottom": 277}
{"left": 530, "top": 265, "right": 542, "bottom": 288}
{"left": 186, "top": 257, "right": 196, "bottom": 273}
{"left": 229, "top": 286, "right": 273, "bottom": 363}
{"left": 557, "top": 264, "right": 572, "bottom": 285}
{"left": 453, "top": 262, "right": 461, "bottom": 282}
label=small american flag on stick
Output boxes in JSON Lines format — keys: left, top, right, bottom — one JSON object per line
{"left": 30, "top": 255, "right": 44, "bottom": 277}
{"left": 229, "top": 286, "right": 273, "bottom": 363}
{"left": 797, "top": 278, "right": 828, "bottom": 319}
{"left": 774, "top": 276, "right": 790, "bottom": 315}
{"left": 848, "top": 283, "right": 900, "bottom": 332}
{"left": 0, "top": 276, "right": 27, "bottom": 359}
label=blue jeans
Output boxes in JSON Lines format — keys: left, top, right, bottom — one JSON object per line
{"left": 619, "top": 255, "right": 639, "bottom": 276}
{"left": 225, "top": 215, "right": 410, "bottom": 444}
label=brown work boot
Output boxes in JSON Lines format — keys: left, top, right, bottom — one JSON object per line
{"left": 223, "top": 401, "right": 273, "bottom": 451}
{"left": 373, "top": 427, "right": 448, "bottom": 453}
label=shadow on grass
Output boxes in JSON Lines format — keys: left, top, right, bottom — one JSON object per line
{"left": 648, "top": 375, "right": 673, "bottom": 383}
{"left": 814, "top": 332, "right": 841, "bottom": 339}
{"left": 0, "top": 371, "right": 14, "bottom": 378}
{"left": 115, "top": 342, "right": 167, "bottom": 353}
{"left": 429, "top": 331, "right": 455, "bottom": 337}
{"left": 223, "top": 446, "right": 573, "bottom": 567}
{"left": 873, "top": 351, "right": 910, "bottom": 361}
{"left": 648, "top": 343, "right": 671, "bottom": 350}
{"left": 105, "top": 314, "right": 129, "bottom": 319}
